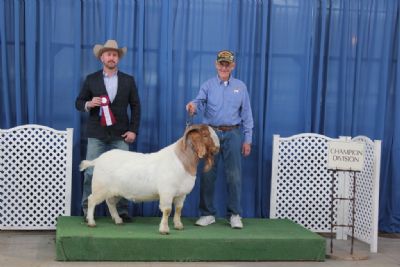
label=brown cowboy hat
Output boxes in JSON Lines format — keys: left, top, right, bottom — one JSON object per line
{"left": 93, "top": 40, "right": 127, "bottom": 59}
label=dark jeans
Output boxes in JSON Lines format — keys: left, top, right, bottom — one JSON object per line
{"left": 199, "top": 128, "right": 243, "bottom": 217}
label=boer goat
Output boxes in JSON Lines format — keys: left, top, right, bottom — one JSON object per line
{"left": 79, "top": 124, "right": 220, "bottom": 234}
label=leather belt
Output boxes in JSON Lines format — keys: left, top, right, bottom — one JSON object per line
{"left": 210, "top": 125, "right": 239, "bottom": 131}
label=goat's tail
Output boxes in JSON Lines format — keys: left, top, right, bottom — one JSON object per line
{"left": 79, "top": 160, "right": 96, "bottom": 171}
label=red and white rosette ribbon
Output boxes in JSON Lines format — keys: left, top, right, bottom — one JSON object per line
{"left": 100, "top": 95, "right": 116, "bottom": 126}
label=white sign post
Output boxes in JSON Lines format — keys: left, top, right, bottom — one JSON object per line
{"left": 327, "top": 141, "right": 366, "bottom": 258}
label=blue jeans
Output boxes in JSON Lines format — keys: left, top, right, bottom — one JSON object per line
{"left": 81, "top": 138, "right": 129, "bottom": 215}
{"left": 199, "top": 128, "right": 242, "bottom": 217}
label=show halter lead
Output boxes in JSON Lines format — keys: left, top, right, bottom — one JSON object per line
{"left": 100, "top": 95, "right": 116, "bottom": 126}
{"left": 186, "top": 113, "right": 194, "bottom": 129}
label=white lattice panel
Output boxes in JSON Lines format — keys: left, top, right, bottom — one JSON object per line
{"left": 342, "top": 136, "right": 380, "bottom": 253}
{"left": 0, "top": 125, "right": 73, "bottom": 230}
{"left": 270, "top": 134, "right": 346, "bottom": 232}
{"left": 270, "top": 133, "right": 381, "bottom": 253}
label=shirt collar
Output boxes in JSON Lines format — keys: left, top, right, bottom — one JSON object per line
{"left": 217, "top": 75, "right": 233, "bottom": 86}
{"left": 103, "top": 70, "right": 118, "bottom": 78}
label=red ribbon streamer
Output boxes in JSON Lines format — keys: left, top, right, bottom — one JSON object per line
{"left": 100, "top": 95, "right": 116, "bottom": 126}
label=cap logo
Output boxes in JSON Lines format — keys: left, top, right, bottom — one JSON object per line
{"left": 217, "top": 50, "right": 234, "bottom": 63}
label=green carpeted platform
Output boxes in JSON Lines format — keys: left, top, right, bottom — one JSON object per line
{"left": 56, "top": 216, "right": 325, "bottom": 261}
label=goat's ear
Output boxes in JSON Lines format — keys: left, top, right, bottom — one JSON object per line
{"left": 203, "top": 156, "right": 213, "bottom": 172}
{"left": 182, "top": 125, "right": 202, "bottom": 150}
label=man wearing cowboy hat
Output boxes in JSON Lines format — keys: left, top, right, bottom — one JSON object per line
{"left": 76, "top": 40, "right": 141, "bottom": 222}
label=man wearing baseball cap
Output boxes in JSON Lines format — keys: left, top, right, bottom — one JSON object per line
{"left": 186, "top": 50, "right": 254, "bottom": 229}
{"left": 75, "top": 40, "right": 141, "bottom": 223}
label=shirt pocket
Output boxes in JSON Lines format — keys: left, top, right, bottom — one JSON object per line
{"left": 226, "top": 88, "right": 242, "bottom": 109}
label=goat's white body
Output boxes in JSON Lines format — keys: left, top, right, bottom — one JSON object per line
{"left": 89, "top": 141, "right": 195, "bottom": 203}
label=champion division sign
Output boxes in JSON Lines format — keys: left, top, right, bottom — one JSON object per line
{"left": 327, "top": 141, "right": 365, "bottom": 172}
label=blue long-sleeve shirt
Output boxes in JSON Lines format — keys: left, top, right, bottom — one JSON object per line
{"left": 192, "top": 75, "right": 254, "bottom": 144}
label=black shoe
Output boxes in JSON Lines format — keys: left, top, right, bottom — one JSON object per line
{"left": 82, "top": 211, "right": 88, "bottom": 222}
{"left": 120, "top": 214, "right": 132, "bottom": 223}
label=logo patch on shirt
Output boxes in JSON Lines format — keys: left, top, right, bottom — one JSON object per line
{"left": 233, "top": 88, "right": 240, "bottom": 93}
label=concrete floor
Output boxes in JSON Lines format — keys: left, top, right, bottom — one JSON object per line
{"left": 0, "top": 230, "right": 399, "bottom": 267}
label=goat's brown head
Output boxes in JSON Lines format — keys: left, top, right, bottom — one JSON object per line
{"left": 183, "top": 124, "right": 220, "bottom": 172}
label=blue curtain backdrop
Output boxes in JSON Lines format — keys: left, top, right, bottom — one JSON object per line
{"left": 1, "top": 0, "right": 399, "bottom": 232}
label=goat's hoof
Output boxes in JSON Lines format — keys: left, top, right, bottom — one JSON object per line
{"left": 174, "top": 223, "right": 184, "bottom": 230}
{"left": 159, "top": 226, "right": 170, "bottom": 235}
{"left": 87, "top": 222, "right": 96, "bottom": 227}
{"left": 114, "top": 218, "right": 123, "bottom": 225}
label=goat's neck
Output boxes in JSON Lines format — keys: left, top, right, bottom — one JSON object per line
{"left": 174, "top": 138, "right": 199, "bottom": 176}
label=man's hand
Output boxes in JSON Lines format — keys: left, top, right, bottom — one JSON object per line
{"left": 186, "top": 102, "right": 196, "bottom": 116}
{"left": 242, "top": 143, "right": 251, "bottom": 157}
{"left": 122, "top": 131, "right": 136, "bottom": 144}
{"left": 87, "top": 97, "right": 102, "bottom": 108}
